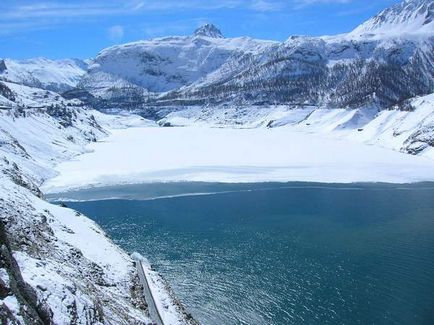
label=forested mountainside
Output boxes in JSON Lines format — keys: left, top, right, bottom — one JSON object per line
{"left": 69, "top": 0, "right": 434, "bottom": 112}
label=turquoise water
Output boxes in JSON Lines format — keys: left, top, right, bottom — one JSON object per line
{"left": 58, "top": 183, "right": 434, "bottom": 325}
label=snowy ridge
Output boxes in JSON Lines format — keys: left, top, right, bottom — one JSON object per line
{"left": 157, "top": 32, "right": 433, "bottom": 112}
{"left": 0, "top": 58, "right": 87, "bottom": 92}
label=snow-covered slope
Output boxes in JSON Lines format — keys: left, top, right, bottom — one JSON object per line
{"left": 3, "top": 1, "right": 431, "bottom": 115}
{"left": 0, "top": 83, "right": 196, "bottom": 324}
{"left": 0, "top": 58, "right": 87, "bottom": 92}
{"left": 350, "top": 0, "right": 434, "bottom": 37}
{"left": 155, "top": 92, "right": 434, "bottom": 157}
{"left": 1, "top": 176, "right": 150, "bottom": 324}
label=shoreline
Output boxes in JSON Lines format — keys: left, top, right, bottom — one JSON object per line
{"left": 46, "top": 180, "right": 434, "bottom": 203}
{"left": 41, "top": 126, "right": 434, "bottom": 194}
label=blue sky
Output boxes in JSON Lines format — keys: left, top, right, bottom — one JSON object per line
{"left": 1, "top": 0, "right": 401, "bottom": 60}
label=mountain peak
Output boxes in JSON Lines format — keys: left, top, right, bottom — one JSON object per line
{"left": 351, "top": 0, "right": 433, "bottom": 37}
{"left": 194, "top": 24, "right": 224, "bottom": 38}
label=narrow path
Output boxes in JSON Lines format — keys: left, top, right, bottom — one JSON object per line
{"left": 136, "top": 261, "right": 165, "bottom": 325}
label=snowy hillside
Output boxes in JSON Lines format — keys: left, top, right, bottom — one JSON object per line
{"left": 0, "top": 58, "right": 87, "bottom": 92}
{"left": 154, "top": 92, "right": 434, "bottom": 157}
{"left": 0, "top": 83, "right": 196, "bottom": 324}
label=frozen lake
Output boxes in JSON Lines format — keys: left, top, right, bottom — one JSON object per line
{"left": 43, "top": 126, "right": 434, "bottom": 193}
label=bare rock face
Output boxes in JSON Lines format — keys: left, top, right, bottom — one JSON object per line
{"left": 0, "top": 60, "right": 7, "bottom": 73}
{"left": 0, "top": 82, "right": 15, "bottom": 102}
{"left": 0, "top": 218, "right": 53, "bottom": 325}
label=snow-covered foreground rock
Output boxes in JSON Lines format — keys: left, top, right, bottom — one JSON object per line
{"left": 43, "top": 122, "right": 434, "bottom": 194}
{"left": 0, "top": 102, "right": 195, "bottom": 324}
{"left": 1, "top": 178, "right": 149, "bottom": 324}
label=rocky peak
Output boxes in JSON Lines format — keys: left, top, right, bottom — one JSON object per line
{"left": 194, "top": 24, "right": 224, "bottom": 38}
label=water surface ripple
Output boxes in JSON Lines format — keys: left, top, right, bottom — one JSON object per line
{"left": 61, "top": 183, "right": 434, "bottom": 325}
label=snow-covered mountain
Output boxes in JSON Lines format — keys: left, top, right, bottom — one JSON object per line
{"left": 194, "top": 23, "right": 224, "bottom": 38}
{"left": 3, "top": 1, "right": 432, "bottom": 114}
{"left": 0, "top": 0, "right": 431, "bottom": 155}
{"left": 152, "top": 0, "right": 433, "bottom": 111}
{"left": 79, "top": 24, "right": 275, "bottom": 101}
{"left": 64, "top": 0, "right": 432, "bottom": 115}
{"left": 350, "top": 0, "right": 433, "bottom": 37}
{"left": 159, "top": 35, "right": 431, "bottom": 109}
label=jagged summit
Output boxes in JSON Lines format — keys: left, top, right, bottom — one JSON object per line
{"left": 351, "top": 0, "right": 433, "bottom": 36}
{"left": 194, "top": 23, "right": 224, "bottom": 38}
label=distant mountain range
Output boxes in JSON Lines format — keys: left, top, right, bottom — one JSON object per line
{"left": 1, "top": 0, "right": 432, "bottom": 116}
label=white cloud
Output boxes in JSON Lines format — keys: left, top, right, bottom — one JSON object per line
{"left": 141, "top": 18, "right": 206, "bottom": 38}
{"left": 0, "top": 0, "right": 238, "bottom": 34}
{"left": 108, "top": 25, "right": 124, "bottom": 41}
{"left": 295, "top": 0, "right": 352, "bottom": 7}
{"left": 0, "top": 1, "right": 244, "bottom": 20}
{"left": 250, "top": 0, "right": 283, "bottom": 12}
{"left": 0, "top": 0, "right": 291, "bottom": 22}
{"left": 0, "top": 0, "right": 358, "bottom": 35}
